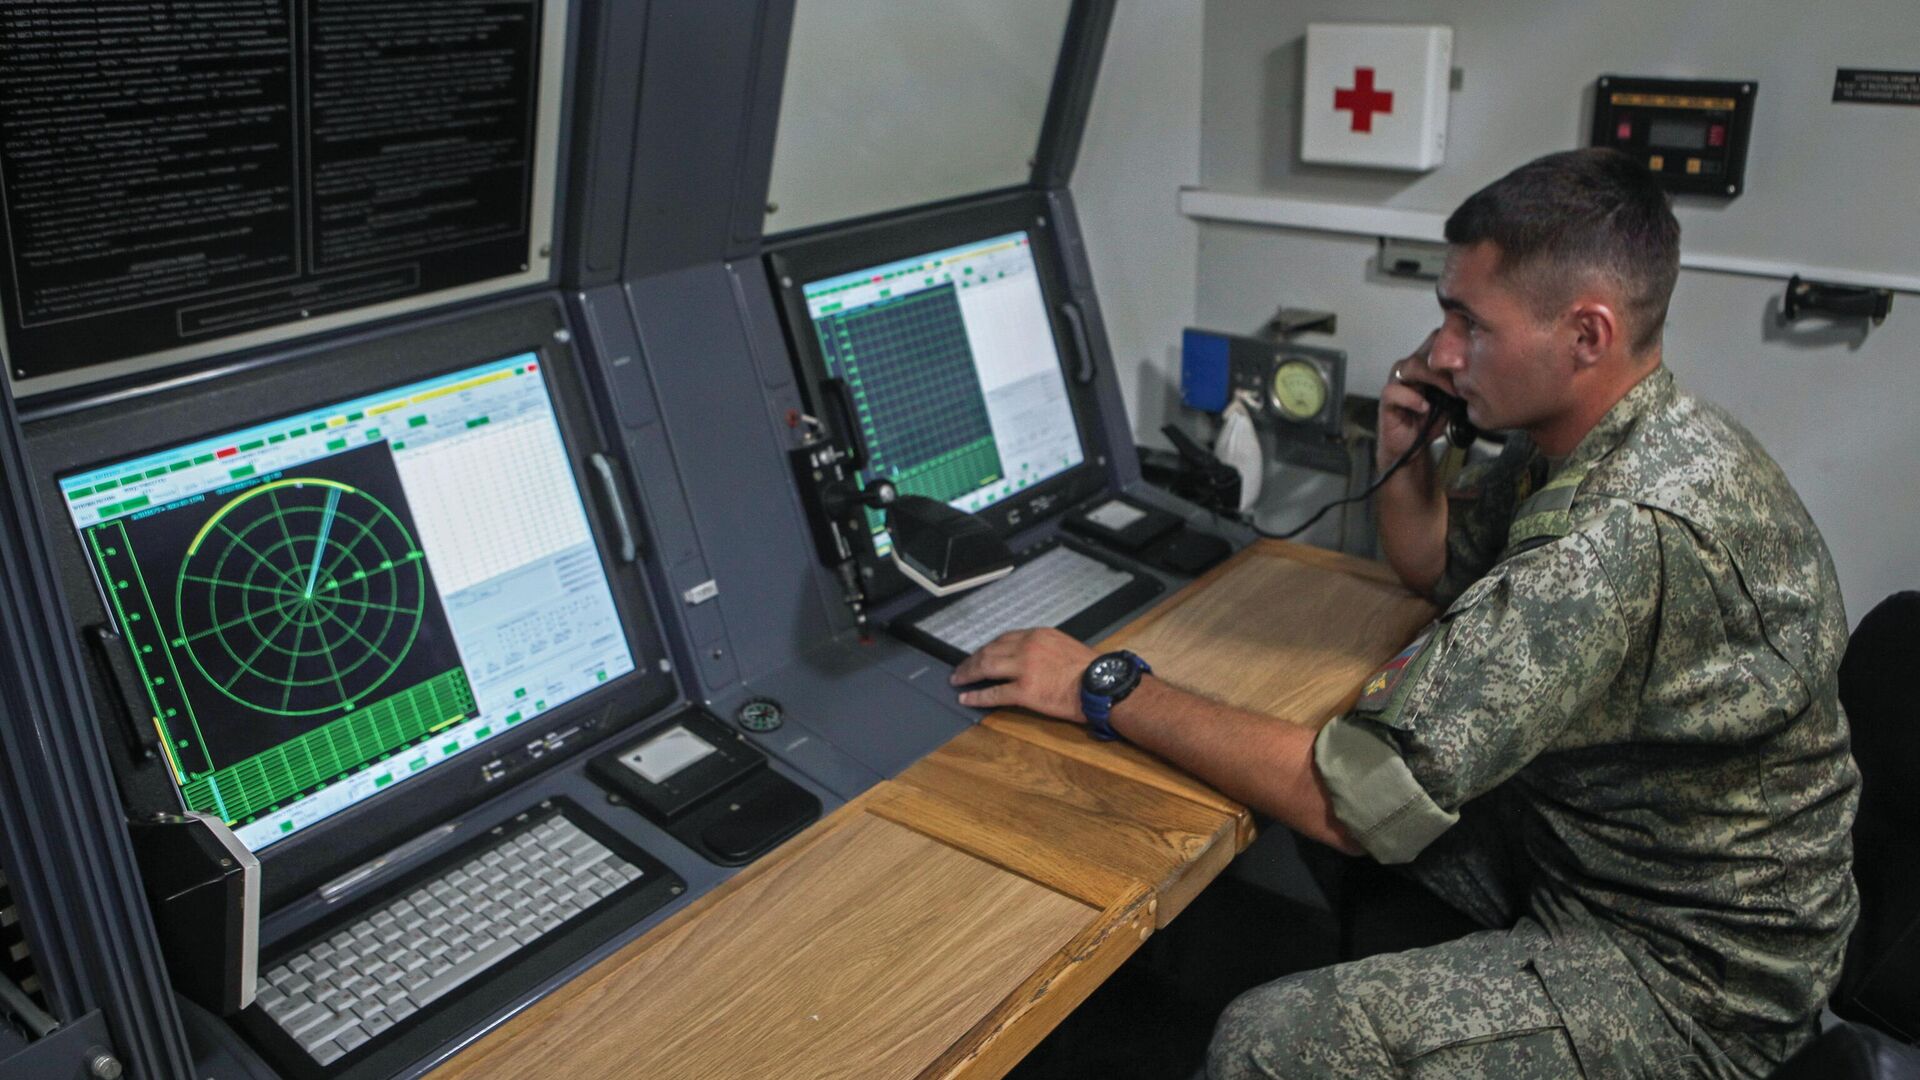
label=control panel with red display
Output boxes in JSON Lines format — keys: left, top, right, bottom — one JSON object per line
{"left": 1590, "top": 76, "right": 1757, "bottom": 197}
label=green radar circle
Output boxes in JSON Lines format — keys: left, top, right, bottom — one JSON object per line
{"left": 174, "top": 479, "right": 429, "bottom": 717}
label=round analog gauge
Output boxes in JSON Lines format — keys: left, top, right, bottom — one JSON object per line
{"left": 1270, "top": 359, "right": 1328, "bottom": 422}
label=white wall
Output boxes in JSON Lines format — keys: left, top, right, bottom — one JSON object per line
{"left": 768, "top": 0, "right": 1071, "bottom": 235}
{"left": 1070, "top": 0, "right": 1206, "bottom": 450}
{"left": 1187, "top": 0, "right": 1920, "bottom": 624}
{"left": 1202, "top": 0, "right": 1920, "bottom": 279}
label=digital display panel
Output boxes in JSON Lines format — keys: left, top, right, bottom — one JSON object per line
{"left": 1648, "top": 117, "right": 1709, "bottom": 149}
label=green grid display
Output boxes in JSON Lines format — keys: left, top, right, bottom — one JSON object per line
{"left": 179, "top": 667, "right": 474, "bottom": 823}
{"left": 891, "top": 438, "right": 1001, "bottom": 503}
{"left": 813, "top": 285, "right": 1003, "bottom": 502}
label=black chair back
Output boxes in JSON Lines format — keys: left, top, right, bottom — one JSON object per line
{"left": 1836, "top": 591, "right": 1920, "bottom": 1042}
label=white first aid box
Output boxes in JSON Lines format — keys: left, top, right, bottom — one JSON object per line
{"left": 1301, "top": 23, "right": 1452, "bottom": 172}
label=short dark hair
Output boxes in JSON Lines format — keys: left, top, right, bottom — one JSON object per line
{"left": 1445, "top": 148, "right": 1680, "bottom": 355}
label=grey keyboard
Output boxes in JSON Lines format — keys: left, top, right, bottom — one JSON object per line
{"left": 254, "top": 813, "right": 643, "bottom": 1066}
{"left": 912, "top": 544, "right": 1136, "bottom": 656}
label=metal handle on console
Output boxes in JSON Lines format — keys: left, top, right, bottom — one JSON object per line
{"left": 1060, "top": 302, "right": 1096, "bottom": 384}
{"left": 589, "top": 452, "right": 638, "bottom": 563}
{"left": 88, "top": 625, "right": 162, "bottom": 761}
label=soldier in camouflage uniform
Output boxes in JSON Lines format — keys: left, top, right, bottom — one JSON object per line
{"left": 951, "top": 148, "right": 1855, "bottom": 1078}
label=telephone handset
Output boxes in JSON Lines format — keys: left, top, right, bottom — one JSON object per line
{"left": 1421, "top": 385, "right": 1481, "bottom": 448}
{"left": 1247, "top": 380, "right": 1481, "bottom": 541}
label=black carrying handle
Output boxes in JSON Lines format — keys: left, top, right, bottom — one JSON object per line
{"left": 1783, "top": 275, "right": 1894, "bottom": 325}
{"left": 87, "top": 625, "right": 162, "bottom": 762}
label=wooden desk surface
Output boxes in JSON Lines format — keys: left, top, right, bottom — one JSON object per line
{"left": 439, "top": 541, "right": 1433, "bottom": 1080}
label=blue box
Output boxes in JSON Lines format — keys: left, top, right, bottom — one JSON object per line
{"left": 1180, "top": 328, "right": 1232, "bottom": 413}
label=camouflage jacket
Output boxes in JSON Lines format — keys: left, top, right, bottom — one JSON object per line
{"left": 1314, "top": 365, "right": 1859, "bottom": 1032}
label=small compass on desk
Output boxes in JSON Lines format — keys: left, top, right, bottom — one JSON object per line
{"left": 736, "top": 698, "right": 785, "bottom": 733}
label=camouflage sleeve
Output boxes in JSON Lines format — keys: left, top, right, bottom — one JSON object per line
{"left": 1430, "top": 438, "right": 1536, "bottom": 609}
{"left": 1315, "top": 526, "right": 1630, "bottom": 864}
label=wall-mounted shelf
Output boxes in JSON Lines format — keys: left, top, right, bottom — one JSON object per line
{"left": 1179, "top": 188, "right": 1920, "bottom": 297}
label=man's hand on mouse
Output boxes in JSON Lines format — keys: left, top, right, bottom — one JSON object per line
{"left": 950, "top": 627, "right": 1095, "bottom": 724}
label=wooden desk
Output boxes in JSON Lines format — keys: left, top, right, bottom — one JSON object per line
{"left": 439, "top": 541, "right": 1433, "bottom": 1079}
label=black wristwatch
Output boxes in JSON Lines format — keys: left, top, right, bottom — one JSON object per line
{"left": 1080, "top": 650, "right": 1152, "bottom": 742}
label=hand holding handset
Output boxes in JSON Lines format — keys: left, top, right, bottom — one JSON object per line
{"left": 1420, "top": 384, "right": 1480, "bottom": 448}
{"left": 1249, "top": 350, "right": 1480, "bottom": 541}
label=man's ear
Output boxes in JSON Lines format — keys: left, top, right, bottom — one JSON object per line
{"left": 1566, "top": 299, "right": 1619, "bottom": 370}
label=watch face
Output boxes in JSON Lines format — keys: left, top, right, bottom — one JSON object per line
{"left": 1087, "top": 655, "right": 1131, "bottom": 693}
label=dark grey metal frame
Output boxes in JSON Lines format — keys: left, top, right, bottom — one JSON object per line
{"left": 0, "top": 379, "right": 192, "bottom": 1075}
{"left": 1034, "top": 0, "right": 1119, "bottom": 190}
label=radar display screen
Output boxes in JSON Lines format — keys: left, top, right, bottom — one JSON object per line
{"left": 60, "top": 354, "right": 635, "bottom": 851}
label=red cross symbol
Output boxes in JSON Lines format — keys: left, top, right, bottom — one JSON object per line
{"left": 1334, "top": 67, "right": 1394, "bottom": 133}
